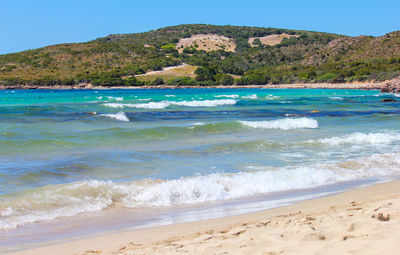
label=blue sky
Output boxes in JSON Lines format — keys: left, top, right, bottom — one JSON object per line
{"left": 1, "top": 0, "right": 399, "bottom": 54}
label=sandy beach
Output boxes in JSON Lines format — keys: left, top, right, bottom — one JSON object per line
{"left": 9, "top": 180, "right": 400, "bottom": 255}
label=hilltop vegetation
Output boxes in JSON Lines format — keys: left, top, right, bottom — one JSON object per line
{"left": 1, "top": 24, "right": 400, "bottom": 87}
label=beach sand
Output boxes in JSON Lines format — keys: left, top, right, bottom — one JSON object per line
{"left": 9, "top": 180, "right": 400, "bottom": 255}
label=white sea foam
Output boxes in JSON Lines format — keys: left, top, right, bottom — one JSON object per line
{"left": 131, "top": 102, "right": 171, "bottom": 109}
{"left": 103, "top": 103, "right": 124, "bottom": 108}
{"left": 329, "top": 96, "right": 344, "bottom": 100}
{"left": 173, "top": 99, "right": 237, "bottom": 107}
{"left": 242, "top": 94, "right": 258, "bottom": 99}
{"left": 1, "top": 152, "right": 399, "bottom": 230}
{"left": 103, "top": 99, "right": 237, "bottom": 109}
{"left": 187, "top": 122, "right": 206, "bottom": 129}
{"left": 165, "top": 95, "right": 176, "bottom": 97}
{"left": 101, "top": 112, "right": 129, "bottom": 122}
{"left": 308, "top": 132, "right": 400, "bottom": 146}
{"left": 265, "top": 95, "right": 279, "bottom": 100}
{"left": 107, "top": 96, "right": 123, "bottom": 101}
{"left": 374, "top": 93, "right": 400, "bottom": 98}
{"left": 215, "top": 94, "right": 239, "bottom": 98}
{"left": 239, "top": 118, "right": 318, "bottom": 130}
{"left": 103, "top": 102, "right": 168, "bottom": 109}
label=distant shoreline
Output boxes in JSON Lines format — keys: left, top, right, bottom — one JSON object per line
{"left": 0, "top": 82, "right": 384, "bottom": 90}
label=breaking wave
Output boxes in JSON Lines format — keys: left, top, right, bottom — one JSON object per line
{"left": 107, "top": 96, "right": 124, "bottom": 101}
{"left": 239, "top": 118, "right": 318, "bottom": 130}
{"left": 242, "top": 94, "right": 258, "bottom": 99}
{"left": 103, "top": 99, "right": 237, "bottom": 109}
{"left": 1, "top": 152, "right": 399, "bottom": 230}
{"left": 214, "top": 94, "right": 239, "bottom": 98}
{"left": 307, "top": 132, "right": 400, "bottom": 145}
{"left": 101, "top": 112, "right": 129, "bottom": 122}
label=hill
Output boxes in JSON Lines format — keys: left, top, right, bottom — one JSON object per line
{"left": 0, "top": 24, "right": 399, "bottom": 87}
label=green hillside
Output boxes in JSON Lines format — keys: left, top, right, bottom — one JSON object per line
{"left": 1, "top": 24, "right": 400, "bottom": 87}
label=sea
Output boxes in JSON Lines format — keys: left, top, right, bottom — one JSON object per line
{"left": 0, "top": 88, "right": 399, "bottom": 251}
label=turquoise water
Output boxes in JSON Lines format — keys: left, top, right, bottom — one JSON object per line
{"left": 1, "top": 88, "right": 400, "bottom": 233}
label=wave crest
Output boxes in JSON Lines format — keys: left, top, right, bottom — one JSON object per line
{"left": 214, "top": 94, "right": 239, "bottom": 98}
{"left": 101, "top": 112, "right": 129, "bottom": 122}
{"left": 103, "top": 99, "right": 237, "bottom": 109}
{"left": 1, "top": 152, "right": 399, "bottom": 230}
{"left": 239, "top": 118, "right": 318, "bottom": 130}
{"left": 307, "top": 132, "right": 400, "bottom": 145}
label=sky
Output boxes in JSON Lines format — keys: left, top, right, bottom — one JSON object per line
{"left": 1, "top": 0, "right": 399, "bottom": 54}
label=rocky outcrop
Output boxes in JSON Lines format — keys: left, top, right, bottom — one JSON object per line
{"left": 380, "top": 77, "right": 400, "bottom": 93}
{"left": 380, "top": 99, "right": 398, "bottom": 102}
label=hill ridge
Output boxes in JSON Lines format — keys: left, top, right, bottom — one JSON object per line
{"left": 0, "top": 24, "right": 399, "bottom": 87}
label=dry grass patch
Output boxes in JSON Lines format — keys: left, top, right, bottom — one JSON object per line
{"left": 176, "top": 34, "right": 236, "bottom": 53}
{"left": 248, "top": 34, "right": 299, "bottom": 46}
{"left": 136, "top": 64, "right": 198, "bottom": 81}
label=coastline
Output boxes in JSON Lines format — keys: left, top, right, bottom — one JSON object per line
{"left": 9, "top": 180, "right": 400, "bottom": 255}
{"left": 0, "top": 81, "right": 384, "bottom": 90}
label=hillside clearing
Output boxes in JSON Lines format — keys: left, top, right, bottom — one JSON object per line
{"left": 176, "top": 34, "right": 236, "bottom": 53}
{"left": 135, "top": 64, "right": 198, "bottom": 81}
{"left": 248, "top": 33, "right": 299, "bottom": 46}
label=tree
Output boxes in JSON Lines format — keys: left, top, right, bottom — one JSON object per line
{"left": 150, "top": 77, "right": 165, "bottom": 85}
{"left": 167, "top": 76, "right": 195, "bottom": 85}
{"left": 215, "top": 73, "right": 234, "bottom": 85}
{"left": 194, "top": 66, "right": 217, "bottom": 81}
{"left": 237, "top": 73, "right": 269, "bottom": 85}
{"left": 124, "top": 77, "right": 144, "bottom": 86}
{"left": 161, "top": 44, "right": 178, "bottom": 54}
{"left": 252, "top": 38, "right": 263, "bottom": 46}
{"left": 183, "top": 47, "right": 196, "bottom": 54}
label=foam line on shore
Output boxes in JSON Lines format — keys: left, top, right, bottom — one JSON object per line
{"left": 1, "top": 151, "right": 399, "bottom": 231}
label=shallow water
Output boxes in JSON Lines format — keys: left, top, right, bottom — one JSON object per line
{"left": 1, "top": 88, "right": 400, "bottom": 247}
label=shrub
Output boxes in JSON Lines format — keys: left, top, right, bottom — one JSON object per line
{"left": 315, "top": 73, "right": 338, "bottom": 83}
{"left": 92, "top": 77, "right": 125, "bottom": 86}
{"left": 149, "top": 78, "right": 164, "bottom": 85}
{"left": 0, "top": 77, "right": 25, "bottom": 85}
{"left": 194, "top": 66, "right": 217, "bottom": 81}
{"left": 252, "top": 38, "right": 263, "bottom": 46}
{"left": 236, "top": 73, "right": 269, "bottom": 85}
{"left": 183, "top": 47, "right": 196, "bottom": 54}
{"left": 61, "top": 78, "right": 77, "bottom": 85}
{"left": 124, "top": 77, "right": 144, "bottom": 86}
{"left": 215, "top": 73, "right": 234, "bottom": 85}
{"left": 161, "top": 44, "right": 178, "bottom": 54}
{"left": 167, "top": 76, "right": 195, "bottom": 85}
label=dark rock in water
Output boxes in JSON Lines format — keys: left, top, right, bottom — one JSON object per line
{"left": 381, "top": 99, "right": 398, "bottom": 102}
{"left": 380, "top": 87, "right": 391, "bottom": 93}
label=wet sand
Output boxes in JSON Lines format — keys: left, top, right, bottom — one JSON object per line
{"left": 10, "top": 180, "right": 400, "bottom": 255}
